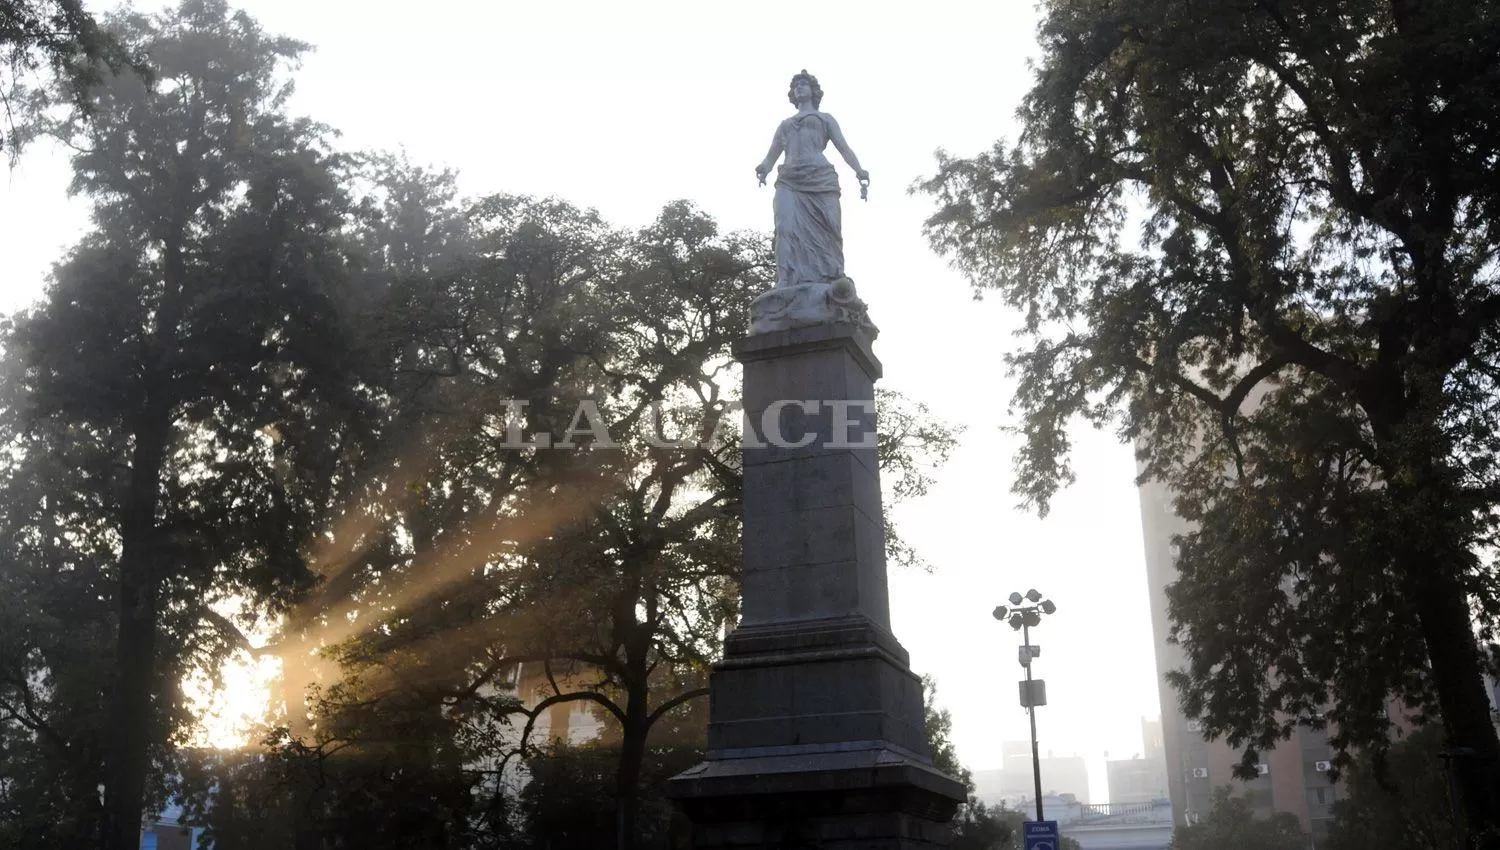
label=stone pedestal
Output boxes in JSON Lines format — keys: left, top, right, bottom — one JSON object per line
{"left": 668, "top": 324, "right": 965, "bottom": 849}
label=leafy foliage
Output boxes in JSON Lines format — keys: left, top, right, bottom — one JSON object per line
{"left": 879, "top": 393, "right": 964, "bottom": 570}
{"left": 516, "top": 737, "right": 700, "bottom": 850}
{"left": 1325, "top": 725, "right": 1459, "bottom": 850}
{"left": 242, "top": 147, "right": 960, "bottom": 849}
{"left": 0, "top": 5, "right": 963, "bottom": 850}
{"left": 282, "top": 176, "right": 958, "bottom": 847}
{"left": 2, "top": 2, "right": 366, "bottom": 846}
{"left": 1, "top": 0, "right": 143, "bottom": 159}
{"left": 921, "top": 0, "right": 1500, "bottom": 837}
{"left": 1168, "top": 787, "right": 1305, "bottom": 850}
{"left": 256, "top": 178, "right": 769, "bottom": 849}
{"left": 177, "top": 711, "right": 518, "bottom": 850}
{"left": 948, "top": 802, "right": 1015, "bottom": 850}
{"left": 923, "top": 675, "right": 973, "bottom": 793}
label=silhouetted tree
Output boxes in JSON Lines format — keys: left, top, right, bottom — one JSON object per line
{"left": 263, "top": 179, "right": 959, "bottom": 850}
{"left": 1168, "top": 788, "right": 1305, "bottom": 850}
{"left": 3, "top": 3, "right": 367, "bottom": 847}
{"left": 922, "top": 0, "right": 1500, "bottom": 840}
{"left": 1, "top": 0, "right": 141, "bottom": 159}
{"left": 1325, "top": 725, "right": 1459, "bottom": 850}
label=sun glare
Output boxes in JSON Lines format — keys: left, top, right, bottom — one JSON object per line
{"left": 184, "top": 651, "right": 284, "bottom": 750}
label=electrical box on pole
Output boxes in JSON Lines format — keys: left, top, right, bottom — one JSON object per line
{"left": 1019, "top": 679, "right": 1047, "bottom": 708}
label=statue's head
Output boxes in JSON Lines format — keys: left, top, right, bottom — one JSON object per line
{"left": 787, "top": 70, "right": 823, "bottom": 109}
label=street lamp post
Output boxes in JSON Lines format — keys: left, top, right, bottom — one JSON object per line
{"left": 994, "top": 589, "right": 1057, "bottom": 824}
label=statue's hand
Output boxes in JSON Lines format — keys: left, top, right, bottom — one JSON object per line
{"left": 857, "top": 170, "right": 870, "bottom": 200}
{"left": 755, "top": 164, "right": 769, "bottom": 187}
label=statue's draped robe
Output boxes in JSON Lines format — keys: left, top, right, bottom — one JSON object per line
{"left": 773, "top": 112, "right": 843, "bottom": 287}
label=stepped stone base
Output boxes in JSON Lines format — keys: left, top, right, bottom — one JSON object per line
{"left": 671, "top": 747, "right": 961, "bottom": 849}
{"left": 670, "top": 613, "right": 963, "bottom": 848}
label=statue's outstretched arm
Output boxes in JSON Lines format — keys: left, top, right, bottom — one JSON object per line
{"left": 825, "top": 114, "right": 868, "bottom": 181}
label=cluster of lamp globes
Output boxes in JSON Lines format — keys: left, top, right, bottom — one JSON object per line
{"left": 997, "top": 590, "right": 1055, "bottom": 708}
{"left": 992, "top": 588, "right": 1057, "bottom": 630}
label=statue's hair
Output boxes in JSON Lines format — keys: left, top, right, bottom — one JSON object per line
{"left": 787, "top": 69, "right": 823, "bottom": 109}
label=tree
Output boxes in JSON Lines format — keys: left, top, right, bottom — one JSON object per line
{"left": 488, "top": 199, "right": 765, "bottom": 850}
{"left": 514, "top": 709, "right": 705, "bottom": 850}
{"left": 227, "top": 153, "right": 960, "bottom": 850}
{"left": 177, "top": 691, "right": 518, "bottom": 850}
{"left": 1, "top": 0, "right": 140, "bottom": 159}
{"left": 1169, "top": 787, "right": 1305, "bottom": 850}
{"left": 0, "top": 10, "right": 968, "bottom": 850}
{"left": 0, "top": 397, "right": 118, "bottom": 848}
{"left": 253, "top": 190, "right": 768, "bottom": 850}
{"left": 1325, "top": 725, "right": 1460, "bottom": 850}
{"left": 921, "top": 0, "right": 1500, "bottom": 840}
{"left": 3, "top": 3, "right": 369, "bottom": 847}
{"left": 949, "top": 803, "right": 1015, "bottom": 850}
{"left": 923, "top": 675, "right": 974, "bottom": 792}
{"left": 924, "top": 675, "right": 1000, "bottom": 850}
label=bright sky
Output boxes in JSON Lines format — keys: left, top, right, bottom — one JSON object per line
{"left": 0, "top": 0, "right": 1164, "bottom": 800}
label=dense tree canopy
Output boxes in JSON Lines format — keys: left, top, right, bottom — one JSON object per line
{"left": 253, "top": 178, "right": 958, "bottom": 850}
{"left": 922, "top": 0, "right": 1500, "bottom": 842}
{"left": 3, "top": 3, "right": 364, "bottom": 848}
{"left": 1, "top": 0, "right": 142, "bottom": 158}
{"left": 267, "top": 184, "right": 773, "bottom": 850}
{"left": 1168, "top": 788, "right": 1305, "bottom": 850}
{"left": 0, "top": 7, "right": 961, "bottom": 850}
{"left": 1325, "top": 725, "right": 1459, "bottom": 850}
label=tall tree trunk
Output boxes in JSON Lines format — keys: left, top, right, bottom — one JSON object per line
{"left": 1406, "top": 561, "right": 1500, "bottom": 848}
{"left": 1384, "top": 421, "right": 1500, "bottom": 848}
{"left": 101, "top": 241, "right": 185, "bottom": 850}
{"left": 100, "top": 406, "right": 170, "bottom": 850}
{"left": 616, "top": 683, "right": 650, "bottom": 850}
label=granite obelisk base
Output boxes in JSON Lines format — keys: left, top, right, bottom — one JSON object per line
{"left": 668, "top": 324, "right": 965, "bottom": 849}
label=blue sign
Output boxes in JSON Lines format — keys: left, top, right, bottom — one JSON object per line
{"left": 1023, "top": 820, "right": 1060, "bottom": 850}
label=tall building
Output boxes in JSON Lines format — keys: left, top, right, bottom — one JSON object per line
{"left": 1142, "top": 717, "right": 1164, "bottom": 756}
{"left": 1137, "top": 477, "right": 1341, "bottom": 841}
{"left": 972, "top": 740, "right": 1091, "bottom": 808}
{"left": 1105, "top": 717, "right": 1169, "bottom": 804}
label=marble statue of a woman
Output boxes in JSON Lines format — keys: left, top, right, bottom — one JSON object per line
{"left": 749, "top": 70, "right": 878, "bottom": 337}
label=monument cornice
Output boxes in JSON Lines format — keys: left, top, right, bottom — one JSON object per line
{"left": 732, "top": 323, "right": 882, "bottom": 381}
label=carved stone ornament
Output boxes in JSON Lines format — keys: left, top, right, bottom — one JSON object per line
{"left": 747, "top": 276, "right": 878, "bottom": 338}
